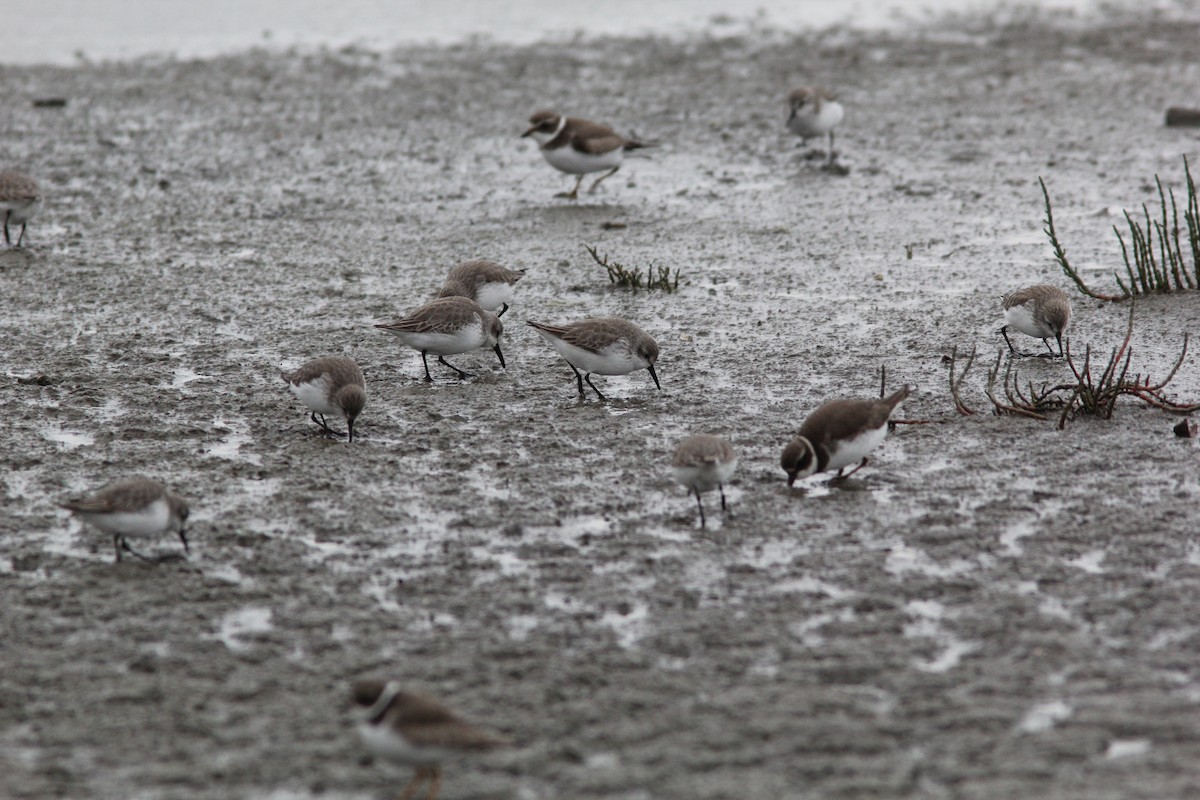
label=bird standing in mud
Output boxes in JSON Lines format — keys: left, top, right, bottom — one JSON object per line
{"left": 352, "top": 679, "right": 511, "bottom": 800}
{"left": 1000, "top": 284, "right": 1071, "bottom": 357}
{"left": 781, "top": 386, "right": 912, "bottom": 485}
{"left": 436, "top": 259, "right": 526, "bottom": 317}
{"left": 61, "top": 478, "right": 191, "bottom": 563}
{"left": 786, "top": 87, "right": 844, "bottom": 166}
{"left": 671, "top": 434, "right": 738, "bottom": 528}
{"left": 376, "top": 297, "right": 505, "bottom": 382}
{"left": 280, "top": 355, "right": 366, "bottom": 442}
{"left": 522, "top": 110, "right": 650, "bottom": 200}
{"left": 0, "top": 171, "right": 42, "bottom": 247}
{"left": 526, "top": 317, "right": 660, "bottom": 400}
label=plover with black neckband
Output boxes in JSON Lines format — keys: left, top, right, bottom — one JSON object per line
{"left": 786, "top": 87, "right": 843, "bottom": 166}
{"left": 376, "top": 297, "right": 505, "bottom": 382}
{"left": 281, "top": 356, "right": 366, "bottom": 442}
{"left": 526, "top": 317, "right": 660, "bottom": 400}
{"left": 0, "top": 171, "right": 41, "bottom": 247}
{"left": 61, "top": 478, "right": 190, "bottom": 563}
{"left": 1000, "top": 284, "right": 1071, "bottom": 358}
{"left": 671, "top": 434, "right": 737, "bottom": 528}
{"left": 436, "top": 259, "right": 525, "bottom": 318}
{"left": 781, "top": 386, "right": 912, "bottom": 485}
{"left": 352, "top": 679, "right": 511, "bottom": 800}
{"left": 522, "top": 110, "right": 650, "bottom": 200}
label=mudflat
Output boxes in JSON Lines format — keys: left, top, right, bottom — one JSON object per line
{"left": 2, "top": 7, "right": 1200, "bottom": 799}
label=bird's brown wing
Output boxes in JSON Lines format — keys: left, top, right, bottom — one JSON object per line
{"left": 376, "top": 298, "right": 479, "bottom": 335}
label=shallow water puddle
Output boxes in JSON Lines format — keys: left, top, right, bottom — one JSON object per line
{"left": 1016, "top": 699, "right": 1073, "bottom": 733}
{"left": 1067, "top": 549, "right": 1107, "bottom": 574}
{"left": 40, "top": 428, "right": 94, "bottom": 450}
{"left": 884, "top": 540, "right": 975, "bottom": 578}
{"left": 216, "top": 606, "right": 274, "bottom": 652}
{"left": 904, "top": 600, "right": 978, "bottom": 673}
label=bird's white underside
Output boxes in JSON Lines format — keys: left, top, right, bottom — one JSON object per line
{"left": 473, "top": 281, "right": 515, "bottom": 313}
{"left": 672, "top": 459, "right": 738, "bottom": 494}
{"left": 540, "top": 145, "right": 623, "bottom": 175}
{"left": 1004, "top": 303, "right": 1055, "bottom": 339}
{"left": 289, "top": 376, "right": 339, "bottom": 416}
{"left": 533, "top": 331, "right": 646, "bottom": 375}
{"left": 356, "top": 721, "right": 446, "bottom": 768}
{"left": 2, "top": 198, "right": 41, "bottom": 223}
{"left": 385, "top": 326, "right": 486, "bottom": 356}
{"left": 825, "top": 423, "right": 889, "bottom": 473}
{"left": 787, "top": 101, "right": 844, "bottom": 138}
{"left": 76, "top": 498, "right": 172, "bottom": 540}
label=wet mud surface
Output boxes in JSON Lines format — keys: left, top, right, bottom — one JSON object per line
{"left": 3, "top": 7, "right": 1200, "bottom": 799}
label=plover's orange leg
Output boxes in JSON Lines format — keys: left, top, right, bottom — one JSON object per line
{"left": 556, "top": 175, "right": 585, "bottom": 200}
{"left": 424, "top": 767, "right": 443, "bottom": 800}
{"left": 397, "top": 767, "right": 430, "bottom": 800}
{"left": 588, "top": 165, "right": 620, "bottom": 193}
{"left": 840, "top": 458, "right": 869, "bottom": 479}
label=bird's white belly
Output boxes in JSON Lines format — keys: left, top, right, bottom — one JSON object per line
{"left": 473, "top": 282, "right": 514, "bottom": 313}
{"left": 1004, "top": 304, "right": 1052, "bottom": 338}
{"left": 391, "top": 327, "right": 484, "bottom": 356}
{"left": 357, "top": 722, "right": 441, "bottom": 767}
{"left": 540, "top": 335, "right": 644, "bottom": 375}
{"left": 3, "top": 197, "right": 41, "bottom": 223}
{"left": 788, "top": 102, "right": 844, "bottom": 138}
{"left": 290, "top": 378, "right": 337, "bottom": 415}
{"left": 541, "top": 145, "right": 623, "bottom": 175}
{"left": 826, "top": 424, "right": 888, "bottom": 472}
{"left": 82, "top": 499, "right": 171, "bottom": 538}
{"left": 672, "top": 459, "right": 738, "bottom": 494}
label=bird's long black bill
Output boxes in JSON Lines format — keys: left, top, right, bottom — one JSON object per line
{"left": 647, "top": 365, "right": 661, "bottom": 391}
{"left": 494, "top": 344, "right": 506, "bottom": 369}
{"left": 348, "top": 419, "right": 355, "bottom": 443}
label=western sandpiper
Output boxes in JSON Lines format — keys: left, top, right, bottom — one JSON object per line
{"left": 526, "top": 317, "right": 660, "bottom": 400}
{"left": 1001, "top": 284, "right": 1071, "bottom": 357}
{"left": 786, "top": 87, "right": 843, "bottom": 165}
{"left": 376, "top": 297, "right": 505, "bottom": 382}
{"left": 522, "top": 110, "right": 649, "bottom": 200}
{"left": 0, "top": 171, "right": 41, "bottom": 247}
{"left": 436, "top": 259, "right": 526, "bottom": 317}
{"left": 353, "top": 679, "right": 511, "bottom": 800}
{"left": 671, "top": 434, "right": 737, "bottom": 528}
{"left": 281, "top": 356, "right": 366, "bottom": 442}
{"left": 61, "top": 478, "right": 190, "bottom": 563}
{"left": 781, "top": 386, "right": 912, "bottom": 485}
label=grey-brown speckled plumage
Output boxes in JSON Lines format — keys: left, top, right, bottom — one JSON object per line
{"left": 281, "top": 355, "right": 364, "bottom": 392}
{"left": 437, "top": 260, "right": 525, "bottom": 296}
{"left": 781, "top": 386, "right": 911, "bottom": 484}
{"left": 61, "top": 478, "right": 190, "bottom": 562}
{"left": 527, "top": 317, "right": 658, "bottom": 359}
{"left": 61, "top": 478, "right": 183, "bottom": 516}
{"left": 671, "top": 434, "right": 736, "bottom": 469}
{"left": 354, "top": 680, "right": 511, "bottom": 751}
{"left": 0, "top": 171, "right": 39, "bottom": 204}
{"left": 1002, "top": 284, "right": 1071, "bottom": 328}
{"left": 281, "top": 355, "right": 366, "bottom": 441}
{"left": 376, "top": 296, "right": 498, "bottom": 337}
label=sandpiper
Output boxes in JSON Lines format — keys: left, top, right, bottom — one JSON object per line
{"left": 281, "top": 356, "right": 366, "bottom": 442}
{"left": 521, "top": 110, "right": 649, "bottom": 200}
{"left": 526, "top": 317, "right": 660, "bottom": 400}
{"left": 353, "top": 679, "right": 511, "bottom": 800}
{"left": 376, "top": 297, "right": 505, "bottom": 382}
{"left": 1000, "top": 284, "right": 1071, "bottom": 357}
{"left": 781, "top": 386, "right": 912, "bottom": 485}
{"left": 671, "top": 434, "right": 737, "bottom": 528}
{"left": 436, "top": 259, "right": 526, "bottom": 317}
{"left": 0, "top": 171, "right": 41, "bottom": 247}
{"left": 786, "top": 87, "right": 844, "bottom": 165}
{"left": 61, "top": 478, "right": 190, "bottom": 563}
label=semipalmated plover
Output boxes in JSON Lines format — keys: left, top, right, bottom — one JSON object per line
{"left": 376, "top": 297, "right": 505, "bottom": 382}
{"left": 281, "top": 356, "right": 366, "bottom": 442}
{"left": 671, "top": 434, "right": 737, "bottom": 528}
{"left": 61, "top": 478, "right": 190, "bottom": 563}
{"left": 781, "top": 386, "right": 912, "bottom": 485}
{"left": 436, "top": 259, "right": 526, "bottom": 317}
{"left": 1000, "top": 284, "right": 1071, "bottom": 357}
{"left": 521, "top": 110, "right": 649, "bottom": 200}
{"left": 353, "top": 679, "right": 511, "bottom": 800}
{"left": 526, "top": 317, "right": 660, "bottom": 400}
{"left": 786, "top": 88, "right": 844, "bottom": 165}
{"left": 0, "top": 171, "right": 41, "bottom": 247}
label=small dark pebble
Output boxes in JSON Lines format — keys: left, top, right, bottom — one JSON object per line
{"left": 601, "top": 221, "right": 627, "bottom": 230}
{"left": 17, "top": 374, "right": 54, "bottom": 386}
{"left": 32, "top": 97, "right": 67, "bottom": 108}
{"left": 1173, "top": 419, "right": 1196, "bottom": 438}
{"left": 1165, "top": 107, "right": 1200, "bottom": 127}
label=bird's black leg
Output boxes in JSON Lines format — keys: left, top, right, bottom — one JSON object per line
{"left": 557, "top": 175, "right": 585, "bottom": 201}
{"left": 438, "top": 355, "right": 473, "bottom": 379}
{"left": 583, "top": 373, "right": 607, "bottom": 401}
{"left": 1000, "top": 326, "right": 1017, "bottom": 354}
{"left": 827, "top": 130, "right": 836, "bottom": 164}
{"left": 178, "top": 529, "right": 190, "bottom": 554}
{"left": 16, "top": 222, "right": 27, "bottom": 248}
{"left": 719, "top": 483, "right": 727, "bottom": 510}
{"left": 568, "top": 363, "right": 585, "bottom": 397}
{"left": 120, "top": 537, "right": 158, "bottom": 563}
{"left": 3, "top": 211, "right": 10, "bottom": 247}
{"left": 113, "top": 533, "right": 124, "bottom": 562}
{"left": 497, "top": 303, "right": 509, "bottom": 318}
{"left": 318, "top": 414, "right": 347, "bottom": 438}
{"left": 694, "top": 490, "right": 707, "bottom": 528}
{"left": 588, "top": 166, "right": 620, "bottom": 193}
{"left": 420, "top": 352, "right": 434, "bottom": 382}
